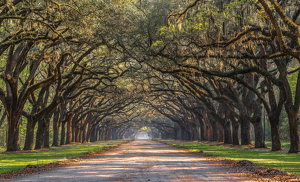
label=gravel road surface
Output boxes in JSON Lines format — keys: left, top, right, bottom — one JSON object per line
{"left": 9, "top": 140, "right": 255, "bottom": 182}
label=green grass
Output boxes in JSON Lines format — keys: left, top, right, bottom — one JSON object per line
{"left": 0, "top": 140, "right": 129, "bottom": 174}
{"left": 265, "top": 141, "right": 290, "bottom": 151}
{"left": 167, "top": 141, "right": 300, "bottom": 177}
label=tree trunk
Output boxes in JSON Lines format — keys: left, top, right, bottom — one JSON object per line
{"left": 23, "top": 118, "right": 35, "bottom": 150}
{"left": 206, "top": 125, "right": 210, "bottom": 141}
{"left": 66, "top": 116, "right": 72, "bottom": 144}
{"left": 232, "top": 122, "right": 239, "bottom": 145}
{"left": 224, "top": 121, "right": 232, "bottom": 144}
{"left": 99, "top": 129, "right": 103, "bottom": 140}
{"left": 52, "top": 122, "right": 60, "bottom": 146}
{"left": 52, "top": 111, "right": 60, "bottom": 146}
{"left": 269, "top": 117, "right": 282, "bottom": 151}
{"left": 110, "top": 129, "right": 115, "bottom": 140}
{"left": 79, "top": 128, "right": 82, "bottom": 143}
{"left": 35, "top": 111, "right": 52, "bottom": 149}
{"left": 72, "top": 125, "right": 75, "bottom": 143}
{"left": 82, "top": 124, "right": 87, "bottom": 143}
{"left": 174, "top": 128, "right": 178, "bottom": 140}
{"left": 43, "top": 119, "right": 50, "bottom": 148}
{"left": 210, "top": 118, "right": 218, "bottom": 141}
{"left": 253, "top": 121, "right": 265, "bottom": 148}
{"left": 106, "top": 128, "right": 110, "bottom": 140}
{"left": 180, "top": 127, "right": 186, "bottom": 140}
{"left": 240, "top": 117, "right": 251, "bottom": 145}
{"left": 71, "top": 115, "right": 79, "bottom": 143}
{"left": 112, "top": 128, "right": 117, "bottom": 140}
{"left": 286, "top": 109, "right": 300, "bottom": 153}
{"left": 82, "top": 124, "right": 88, "bottom": 143}
{"left": 218, "top": 123, "right": 224, "bottom": 142}
{"left": 86, "top": 124, "right": 91, "bottom": 143}
{"left": 86, "top": 131, "right": 91, "bottom": 143}
{"left": 90, "top": 128, "right": 96, "bottom": 142}
{"left": 193, "top": 128, "right": 198, "bottom": 140}
{"left": 98, "top": 129, "right": 102, "bottom": 140}
{"left": 186, "top": 130, "right": 191, "bottom": 141}
{"left": 7, "top": 114, "right": 21, "bottom": 151}
{"left": 161, "top": 132, "right": 165, "bottom": 139}
{"left": 199, "top": 119, "right": 206, "bottom": 141}
{"left": 75, "top": 126, "right": 80, "bottom": 143}
{"left": 109, "top": 128, "right": 113, "bottom": 140}
{"left": 100, "top": 129, "right": 103, "bottom": 140}
{"left": 60, "top": 121, "right": 66, "bottom": 145}
{"left": 35, "top": 119, "right": 45, "bottom": 149}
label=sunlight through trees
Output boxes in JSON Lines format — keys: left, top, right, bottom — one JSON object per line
{"left": 0, "top": 0, "right": 299, "bottom": 154}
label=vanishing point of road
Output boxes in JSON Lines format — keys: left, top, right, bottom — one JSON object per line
{"left": 9, "top": 140, "right": 256, "bottom": 182}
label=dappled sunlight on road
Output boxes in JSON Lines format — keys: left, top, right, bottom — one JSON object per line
{"left": 11, "top": 140, "right": 256, "bottom": 182}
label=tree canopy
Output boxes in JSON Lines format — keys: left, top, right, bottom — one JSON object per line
{"left": 0, "top": 0, "right": 299, "bottom": 153}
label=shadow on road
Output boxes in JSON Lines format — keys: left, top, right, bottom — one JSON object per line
{"left": 11, "top": 140, "right": 254, "bottom": 182}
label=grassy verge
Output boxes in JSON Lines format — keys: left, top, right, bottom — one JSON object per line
{"left": 265, "top": 141, "right": 290, "bottom": 152}
{"left": 0, "top": 139, "right": 130, "bottom": 174}
{"left": 161, "top": 140, "right": 300, "bottom": 177}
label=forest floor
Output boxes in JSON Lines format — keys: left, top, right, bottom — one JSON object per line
{"left": 1, "top": 139, "right": 299, "bottom": 182}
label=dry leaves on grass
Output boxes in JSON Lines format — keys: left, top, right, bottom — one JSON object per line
{"left": 159, "top": 141, "right": 300, "bottom": 182}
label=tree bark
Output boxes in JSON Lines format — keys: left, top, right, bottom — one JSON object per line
{"left": 218, "top": 123, "right": 224, "bottom": 142}
{"left": 174, "top": 128, "right": 178, "bottom": 140}
{"left": 232, "top": 122, "right": 239, "bottom": 145}
{"left": 224, "top": 121, "right": 232, "bottom": 144}
{"left": 44, "top": 120, "right": 50, "bottom": 148}
{"left": 90, "top": 128, "right": 96, "bottom": 142}
{"left": 253, "top": 121, "right": 265, "bottom": 148}
{"left": 285, "top": 108, "right": 300, "bottom": 153}
{"left": 180, "top": 127, "right": 186, "bottom": 140}
{"left": 72, "top": 125, "right": 75, "bottom": 143}
{"left": 99, "top": 128, "right": 104, "bottom": 140}
{"left": 52, "top": 119, "right": 60, "bottom": 146}
{"left": 23, "top": 118, "right": 35, "bottom": 150}
{"left": 186, "top": 129, "right": 192, "bottom": 141}
{"left": 75, "top": 126, "right": 80, "bottom": 143}
{"left": 66, "top": 116, "right": 72, "bottom": 144}
{"left": 199, "top": 119, "right": 206, "bottom": 141}
{"left": 240, "top": 117, "right": 251, "bottom": 145}
{"left": 269, "top": 117, "right": 282, "bottom": 151}
{"left": 161, "top": 132, "right": 166, "bottom": 139}
{"left": 52, "top": 108, "right": 60, "bottom": 146}
{"left": 35, "top": 111, "right": 52, "bottom": 149}
{"left": 35, "top": 119, "right": 45, "bottom": 149}
{"left": 109, "top": 128, "right": 113, "bottom": 140}
{"left": 210, "top": 118, "right": 218, "bottom": 141}
{"left": 82, "top": 124, "right": 87, "bottom": 143}
{"left": 86, "top": 123, "right": 91, "bottom": 143}
{"left": 60, "top": 121, "right": 66, "bottom": 145}
{"left": 7, "top": 113, "right": 21, "bottom": 151}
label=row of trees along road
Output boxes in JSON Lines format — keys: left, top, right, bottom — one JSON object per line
{"left": 0, "top": 0, "right": 143, "bottom": 151}
{"left": 0, "top": 0, "right": 300, "bottom": 154}
{"left": 114, "top": 0, "right": 300, "bottom": 153}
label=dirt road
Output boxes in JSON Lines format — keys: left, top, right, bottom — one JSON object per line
{"left": 9, "top": 140, "right": 256, "bottom": 182}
